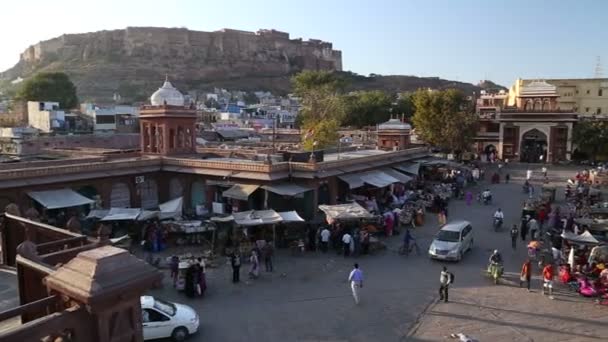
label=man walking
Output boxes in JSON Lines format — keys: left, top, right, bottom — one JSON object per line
{"left": 342, "top": 232, "right": 352, "bottom": 257}
{"left": 439, "top": 266, "right": 452, "bottom": 303}
{"left": 510, "top": 224, "right": 519, "bottom": 250}
{"left": 262, "top": 242, "right": 274, "bottom": 272}
{"left": 348, "top": 263, "right": 364, "bottom": 304}
{"left": 320, "top": 226, "right": 330, "bottom": 252}
{"left": 520, "top": 259, "right": 532, "bottom": 291}
{"left": 520, "top": 217, "right": 529, "bottom": 241}
{"left": 528, "top": 217, "right": 539, "bottom": 240}
{"left": 230, "top": 251, "right": 241, "bottom": 283}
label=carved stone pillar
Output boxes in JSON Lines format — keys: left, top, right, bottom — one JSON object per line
{"left": 45, "top": 246, "right": 162, "bottom": 342}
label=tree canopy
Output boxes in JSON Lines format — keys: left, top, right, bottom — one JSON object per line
{"left": 572, "top": 120, "right": 608, "bottom": 162}
{"left": 292, "top": 71, "right": 347, "bottom": 150}
{"left": 343, "top": 90, "right": 394, "bottom": 128}
{"left": 15, "top": 72, "right": 78, "bottom": 109}
{"left": 411, "top": 89, "right": 477, "bottom": 153}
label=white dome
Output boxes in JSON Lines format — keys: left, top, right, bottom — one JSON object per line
{"left": 150, "top": 80, "right": 185, "bottom": 106}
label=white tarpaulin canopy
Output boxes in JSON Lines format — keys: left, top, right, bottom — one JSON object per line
{"left": 278, "top": 211, "right": 305, "bottom": 222}
{"left": 232, "top": 210, "right": 283, "bottom": 226}
{"left": 137, "top": 210, "right": 159, "bottom": 221}
{"left": 101, "top": 208, "right": 141, "bottom": 221}
{"left": 262, "top": 184, "right": 311, "bottom": 196}
{"left": 159, "top": 197, "right": 183, "bottom": 220}
{"left": 28, "top": 189, "right": 95, "bottom": 210}
{"left": 381, "top": 168, "right": 413, "bottom": 184}
{"left": 393, "top": 162, "right": 420, "bottom": 176}
{"left": 318, "top": 203, "right": 373, "bottom": 221}
{"left": 222, "top": 184, "right": 260, "bottom": 201}
{"left": 561, "top": 230, "right": 599, "bottom": 245}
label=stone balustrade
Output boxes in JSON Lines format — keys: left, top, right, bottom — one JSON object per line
{"left": 0, "top": 147, "right": 428, "bottom": 182}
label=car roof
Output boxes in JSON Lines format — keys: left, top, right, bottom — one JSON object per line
{"left": 140, "top": 295, "right": 155, "bottom": 308}
{"left": 440, "top": 220, "right": 471, "bottom": 232}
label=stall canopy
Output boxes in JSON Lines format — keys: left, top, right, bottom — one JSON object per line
{"left": 561, "top": 230, "right": 600, "bottom": 245}
{"left": 338, "top": 173, "right": 365, "bottom": 189}
{"left": 28, "top": 189, "right": 95, "bottom": 210}
{"left": 86, "top": 209, "right": 109, "bottom": 219}
{"left": 137, "top": 210, "right": 159, "bottom": 221}
{"left": 359, "top": 170, "right": 399, "bottom": 188}
{"left": 338, "top": 170, "right": 399, "bottom": 189}
{"left": 222, "top": 184, "right": 259, "bottom": 201}
{"left": 262, "top": 183, "right": 311, "bottom": 196}
{"left": 101, "top": 208, "right": 141, "bottom": 221}
{"left": 318, "top": 202, "right": 373, "bottom": 221}
{"left": 232, "top": 210, "right": 283, "bottom": 226}
{"left": 278, "top": 210, "right": 305, "bottom": 222}
{"left": 159, "top": 197, "right": 183, "bottom": 220}
{"left": 381, "top": 168, "right": 413, "bottom": 184}
{"left": 393, "top": 162, "right": 420, "bottom": 176}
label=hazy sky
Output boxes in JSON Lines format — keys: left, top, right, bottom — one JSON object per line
{"left": 2, "top": 0, "right": 607, "bottom": 86}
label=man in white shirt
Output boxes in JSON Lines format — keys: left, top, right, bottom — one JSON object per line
{"left": 320, "top": 227, "right": 331, "bottom": 253}
{"left": 342, "top": 232, "right": 352, "bottom": 257}
{"left": 348, "top": 263, "right": 364, "bottom": 304}
{"left": 526, "top": 169, "right": 533, "bottom": 180}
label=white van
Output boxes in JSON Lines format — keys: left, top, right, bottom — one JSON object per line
{"left": 428, "top": 220, "right": 474, "bottom": 261}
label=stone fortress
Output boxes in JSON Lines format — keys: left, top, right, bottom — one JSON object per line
{"left": 3, "top": 27, "right": 343, "bottom": 101}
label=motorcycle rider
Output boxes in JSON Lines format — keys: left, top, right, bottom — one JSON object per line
{"left": 493, "top": 208, "right": 504, "bottom": 229}
{"left": 482, "top": 188, "right": 492, "bottom": 204}
{"left": 489, "top": 249, "right": 503, "bottom": 265}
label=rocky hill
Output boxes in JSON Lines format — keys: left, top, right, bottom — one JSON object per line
{"left": 1, "top": 27, "right": 500, "bottom": 102}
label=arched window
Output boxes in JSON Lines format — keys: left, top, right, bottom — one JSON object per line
{"left": 533, "top": 100, "right": 542, "bottom": 111}
{"left": 541, "top": 99, "right": 551, "bottom": 111}
{"left": 524, "top": 100, "right": 533, "bottom": 111}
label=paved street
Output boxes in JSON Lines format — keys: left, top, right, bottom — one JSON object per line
{"left": 148, "top": 165, "right": 608, "bottom": 342}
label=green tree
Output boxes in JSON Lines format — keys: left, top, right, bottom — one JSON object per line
{"left": 15, "top": 72, "right": 78, "bottom": 108}
{"left": 411, "top": 89, "right": 477, "bottom": 153}
{"left": 292, "top": 71, "right": 347, "bottom": 150}
{"left": 572, "top": 120, "right": 608, "bottom": 162}
{"left": 392, "top": 92, "right": 415, "bottom": 121}
{"left": 343, "top": 90, "right": 394, "bottom": 128}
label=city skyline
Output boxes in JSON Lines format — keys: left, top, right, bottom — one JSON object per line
{"left": 1, "top": 0, "right": 607, "bottom": 87}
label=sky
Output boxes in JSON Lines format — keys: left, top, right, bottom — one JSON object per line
{"left": 1, "top": 0, "right": 607, "bottom": 87}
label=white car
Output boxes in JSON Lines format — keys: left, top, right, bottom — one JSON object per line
{"left": 141, "top": 295, "right": 199, "bottom": 341}
{"left": 428, "top": 220, "right": 474, "bottom": 261}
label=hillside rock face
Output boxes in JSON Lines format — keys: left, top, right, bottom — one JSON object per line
{"left": 1, "top": 27, "right": 342, "bottom": 102}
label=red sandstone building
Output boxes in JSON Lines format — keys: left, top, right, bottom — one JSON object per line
{"left": 0, "top": 80, "right": 426, "bottom": 220}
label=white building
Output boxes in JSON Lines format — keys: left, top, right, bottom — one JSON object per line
{"left": 81, "top": 104, "right": 139, "bottom": 132}
{"left": 27, "top": 101, "right": 65, "bottom": 133}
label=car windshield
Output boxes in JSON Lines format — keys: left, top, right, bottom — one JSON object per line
{"left": 436, "top": 230, "right": 460, "bottom": 242}
{"left": 153, "top": 298, "right": 176, "bottom": 317}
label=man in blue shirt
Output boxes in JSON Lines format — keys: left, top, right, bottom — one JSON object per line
{"left": 348, "top": 263, "right": 364, "bottom": 304}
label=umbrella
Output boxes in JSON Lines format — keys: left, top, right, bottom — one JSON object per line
{"left": 528, "top": 241, "right": 541, "bottom": 249}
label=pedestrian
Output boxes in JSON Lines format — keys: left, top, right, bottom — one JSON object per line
{"left": 538, "top": 207, "right": 547, "bottom": 228}
{"left": 439, "top": 266, "right": 452, "bottom": 303}
{"left": 360, "top": 229, "right": 370, "bottom": 255}
{"left": 465, "top": 191, "right": 473, "bottom": 206}
{"left": 541, "top": 166, "right": 547, "bottom": 178}
{"left": 262, "top": 242, "right": 274, "bottom": 272}
{"left": 528, "top": 217, "right": 539, "bottom": 240}
{"left": 342, "top": 232, "right": 352, "bottom": 257}
{"left": 510, "top": 224, "right": 519, "bottom": 250}
{"left": 320, "top": 226, "right": 330, "bottom": 252}
{"left": 505, "top": 173, "right": 510, "bottom": 183}
{"left": 526, "top": 169, "right": 533, "bottom": 181}
{"left": 230, "top": 251, "right": 241, "bottom": 283}
{"left": 520, "top": 259, "right": 532, "bottom": 291}
{"left": 528, "top": 184, "right": 535, "bottom": 199}
{"left": 542, "top": 263, "right": 555, "bottom": 299}
{"left": 520, "top": 216, "right": 529, "bottom": 241}
{"left": 249, "top": 250, "right": 260, "bottom": 279}
{"left": 348, "top": 263, "right": 363, "bottom": 304}
{"left": 170, "top": 255, "right": 179, "bottom": 287}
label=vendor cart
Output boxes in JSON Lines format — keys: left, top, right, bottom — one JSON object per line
{"left": 521, "top": 200, "right": 538, "bottom": 219}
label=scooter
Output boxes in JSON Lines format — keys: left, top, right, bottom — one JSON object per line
{"left": 493, "top": 217, "right": 503, "bottom": 231}
{"left": 483, "top": 195, "right": 492, "bottom": 205}
{"left": 487, "top": 262, "right": 503, "bottom": 285}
